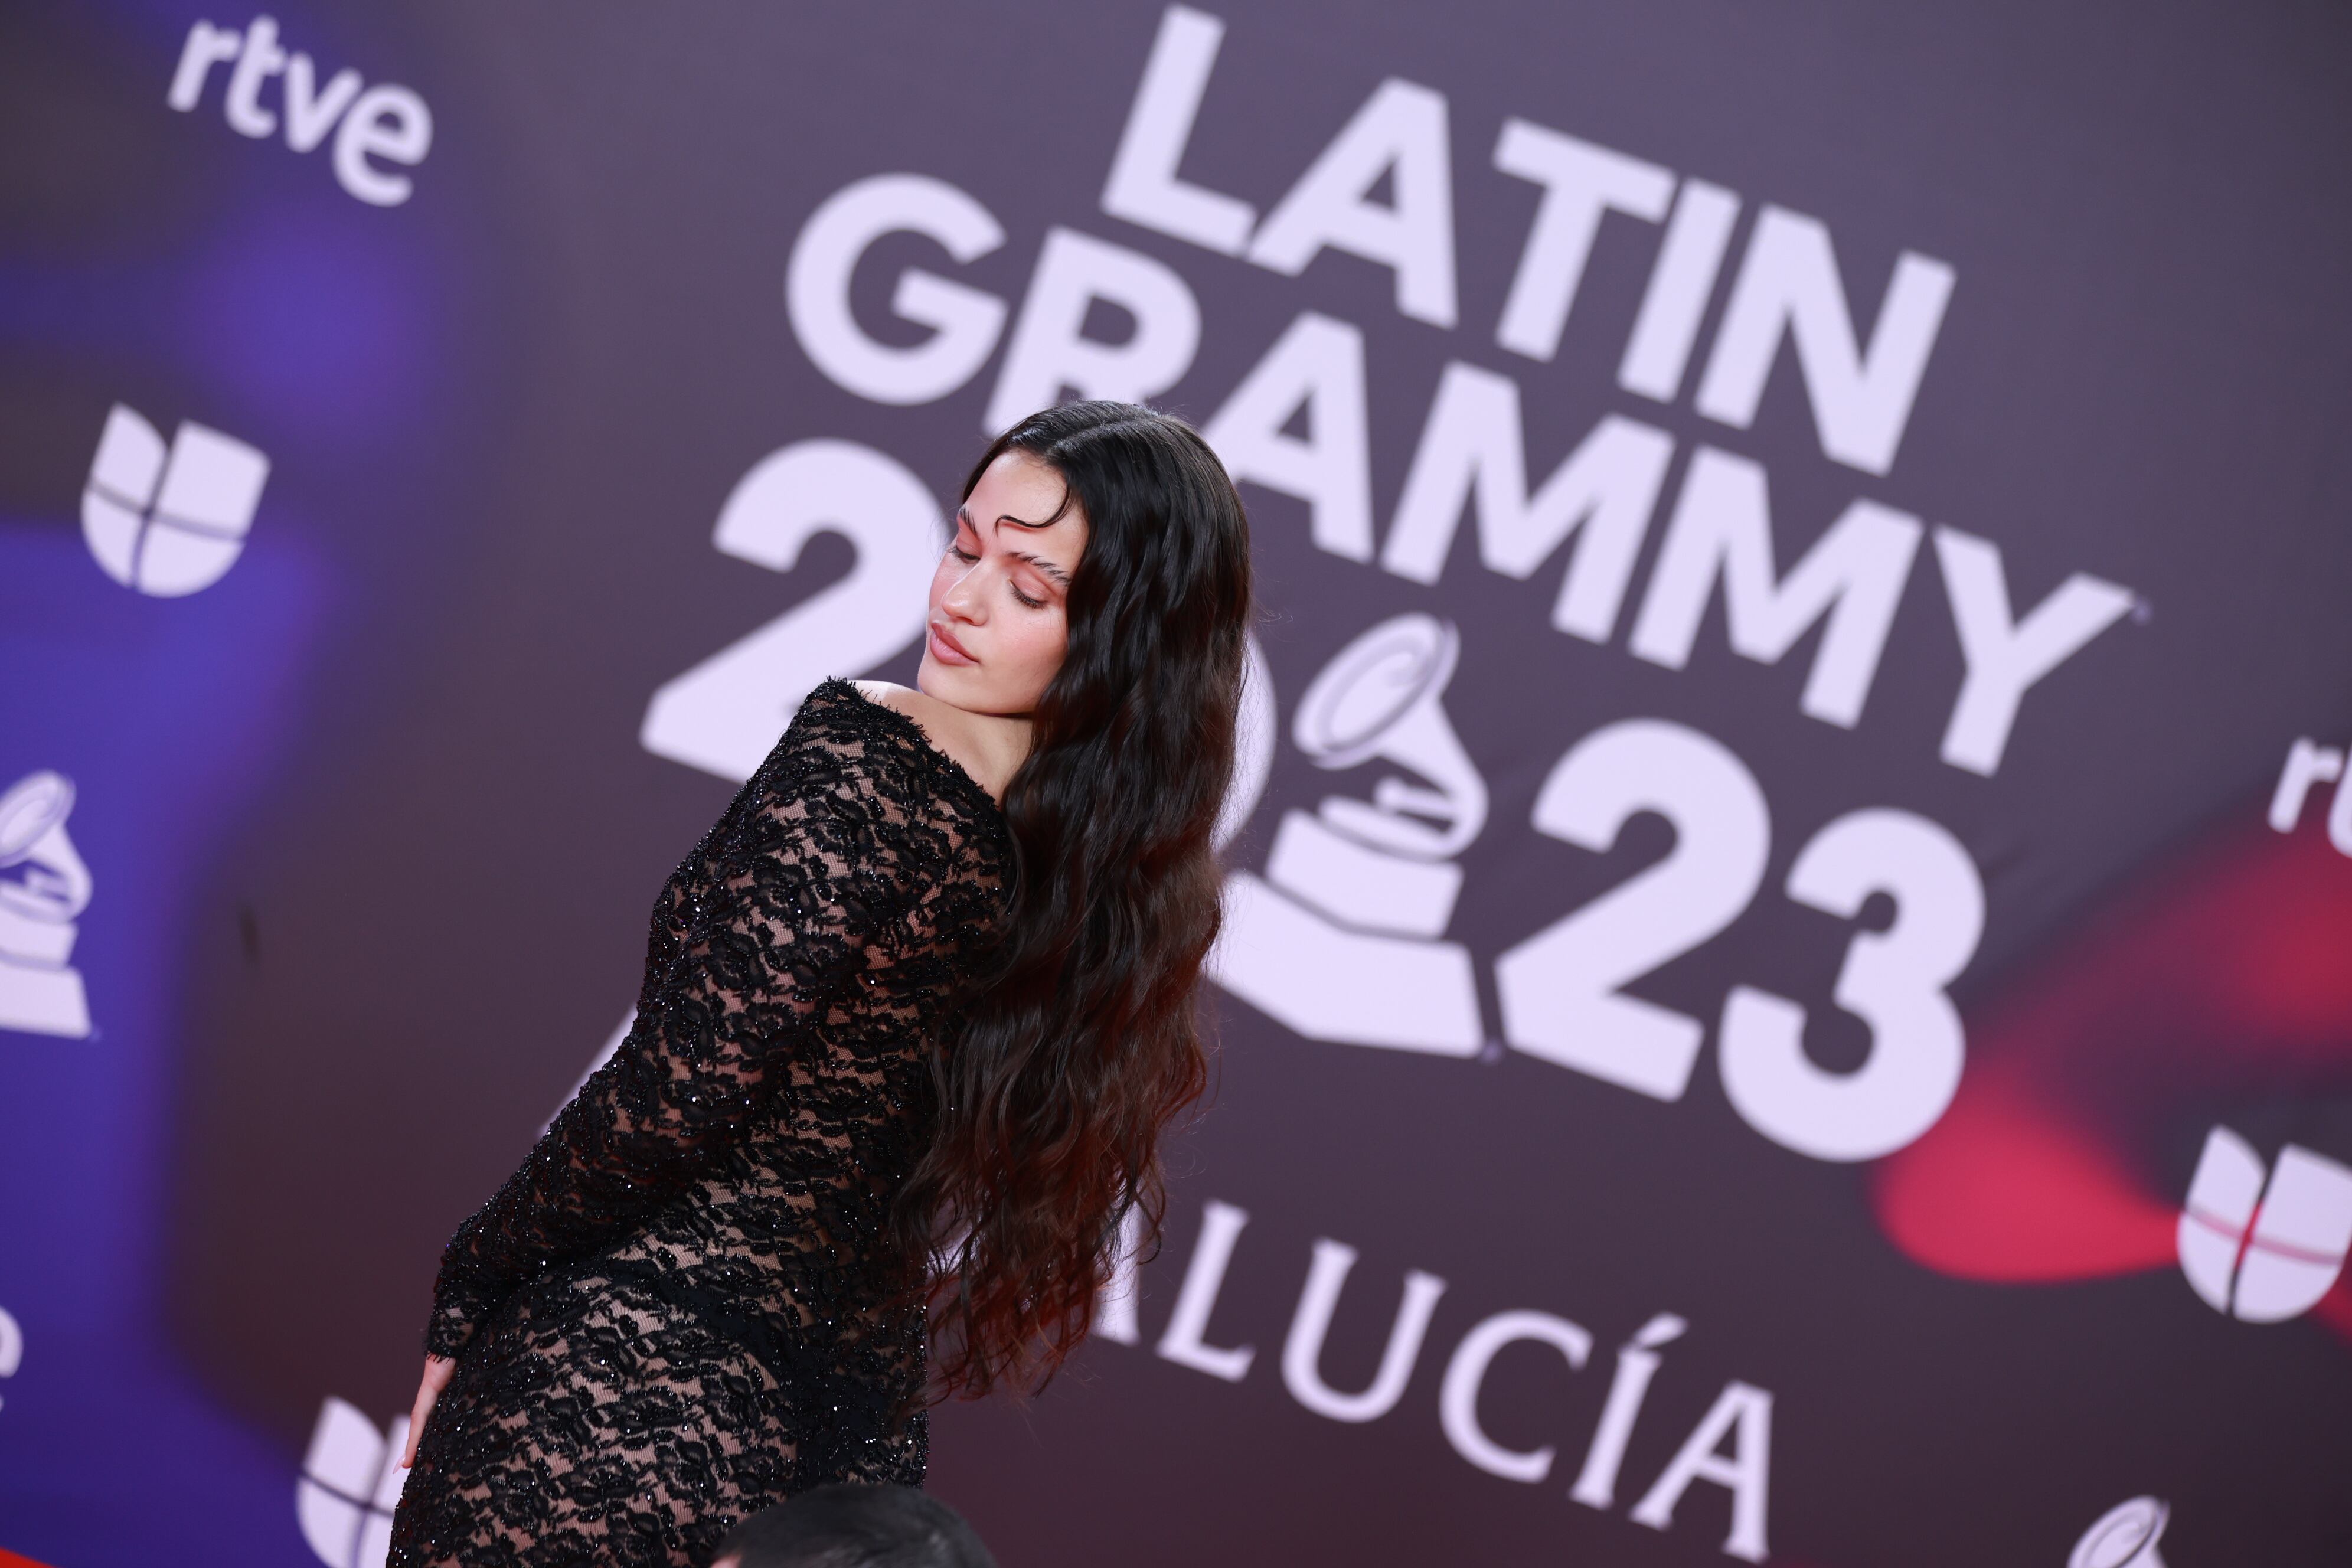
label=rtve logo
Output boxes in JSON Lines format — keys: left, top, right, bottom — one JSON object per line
{"left": 83, "top": 405, "right": 268, "bottom": 597}
{"left": 2271, "top": 736, "right": 2352, "bottom": 856}
{"left": 168, "top": 15, "right": 433, "bottom": 207}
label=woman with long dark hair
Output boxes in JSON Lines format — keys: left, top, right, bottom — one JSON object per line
{"left": 387, "top": 401, "right": 1253, "bottom": 1567}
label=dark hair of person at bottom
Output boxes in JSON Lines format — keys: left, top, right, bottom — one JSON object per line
{"left": 713, "top": 1483, "right": 998, "bottom": 1568}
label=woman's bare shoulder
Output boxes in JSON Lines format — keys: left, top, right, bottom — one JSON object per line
{"left": 851, "top": 681, "right": 1011, "bottom": 803}
{"left": 851, "top": 680, "right": 952, "bottom": 732}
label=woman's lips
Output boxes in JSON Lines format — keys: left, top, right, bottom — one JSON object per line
{"left": 927, "top": 621, "right": 978, "bottom": 666}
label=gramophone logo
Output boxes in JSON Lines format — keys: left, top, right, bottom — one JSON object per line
{"left": 0, "top": 771, "right": 94, "bottom": 1040}
{"left": 2177, "top": 1125, "right": 2352, "bottom": 1322}
{"left": 0, "top": 1304, "right": 21, "bottom": 1413}
{"left": 81, "top": 404, "right": 269, "bottom": 597}
{"left": 2069, "top": 1497, "right": 2169, "bottom": 1568}
{"left": 1213, "top": 613, "right": 1490, "bottom": 1055}
{"left": 298, "top": 1397, "right": 410, "bottom": 1568}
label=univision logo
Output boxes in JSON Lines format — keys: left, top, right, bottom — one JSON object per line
{"left": 2178, "top": 1125, "right": 2352, "bottom": 1322}
{"left": 81, "top": 405, "right": 269, "bottom": 597}
{"left": 298, "top": 1397, "right": 409, "bottom": 1568}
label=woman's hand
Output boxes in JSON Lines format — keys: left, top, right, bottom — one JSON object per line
{"left": 400, "top": 1355, "right": 456, "bottom": 1469}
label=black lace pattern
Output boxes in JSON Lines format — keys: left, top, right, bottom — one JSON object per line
{"left": 388, "top": 681, "right": 1009, "bottom": 1568}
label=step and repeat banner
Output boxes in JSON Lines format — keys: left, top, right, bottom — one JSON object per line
{"left": 5, "top": 1, "right": 2352, "bottom": 1564}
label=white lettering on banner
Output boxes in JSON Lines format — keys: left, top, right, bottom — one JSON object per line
{"left": 1203, "top": 312, "right": 1374, "bottom": 561}
{"left": 1195, "top": 318, "right": 2128, "bottom": 762}
{"left": 283, "top": 53, "right": 364, "bottom": 154}
{"left": 641, "top": 441, "right": 940, "bottom": 782}
{"left": 2268, "top": 736, "right": 2352, "bottom": 855}
{"left": 786, "top": 175, "right": 1010, "bottom": 406}
{"left": 1102, "top": 8, "right": 1952, "bottom": 473}
{"left": 1718, "top": 808, "right": 1983, "bottom": 1162}
{"left": 1247, "top": 79, "right": 1458, "bottom": 329}
{"left": 1439, "top": 1309, "right": 1592, "bottom": 1482}
{"left": 985, "top": 228, "right": 1202, "bottom": 433}
{"left": 217, "top": 16, "right": 282, "bottom": 136}
{"left": 1570, "top": 1312, "right": 1686, "bottom": 1508}
{"left": 1473, "top": 720, "right": 1986, "bottom": 1159}
{"left": 1154, "top": 1199, "right": 1256, "bottom": 1381}
{"left": 722, "top": 4, "right": 2152, "bottom": 1168}
{"left": 1628, "top": 446, "right": 1923, "bottom": 730}
{"left": 1116, "top": 1201, "right": 1771, "bottom": 1561}
{"left": 1628, "top": 1381, "right": 1775, "bottom": 1563}
{"left": 1100, "top": 6, "right": 1256, "bottom": 256}
{"left": 1383, "top": 364, "right": 1672, "bottom": 644}
{"left": 168, "top": 22, "right": 243, "bottom": 111}
{"left": 1934, "top": 529, "right": 2137, "bottom": 776}
{"left": 0, "top": 770, "right": 96, "bottom": 1041}
{"left": 766, "top": 24, "right": 2139, "bottom": 776}
{"left": 1491, "top": 120, "right": 1675, "bottom": 364}
{"left": 168, "top": 16, "right": 433, "bottom": 207}
{"left": 1619, "top": 180, "right": 1743, "bottom": 403}
{"left": 1694, "top": 207, "right": 1956, "bottom": 477}
{"left": 1281, "top": 1240, "right": 1448, "bottom": 1423}
{"left": 1495, "top": 721, "right": 1770, "bottom": 1102}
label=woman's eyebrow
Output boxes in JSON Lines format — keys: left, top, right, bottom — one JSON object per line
{"left": 956, "top": 506, "right": 1073, "bottom": 586}
{"left": 957, "top": 504, "right": 1072, "bottom": 535}
{"left": 1007, "top": 550, "right": 1071, "bottom": 587}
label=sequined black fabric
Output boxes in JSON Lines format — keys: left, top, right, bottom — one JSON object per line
{"left": 388, "top": 681, "right": 1008, "bottom": 1568}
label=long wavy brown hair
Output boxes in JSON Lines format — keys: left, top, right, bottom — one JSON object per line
{"left": 892, "top": 401, "right": 1254, "bottom": 1399}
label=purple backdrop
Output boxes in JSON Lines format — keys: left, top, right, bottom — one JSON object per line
{"left": 6, "top": 2, "right": 2352, "bottom": 1564}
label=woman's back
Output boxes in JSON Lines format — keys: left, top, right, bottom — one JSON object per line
{"left": 610, "top": 677, "right": 1012, "bottom": 1321}
{"left": 392, "top": 680, "right": 1008, "bottom": 1567}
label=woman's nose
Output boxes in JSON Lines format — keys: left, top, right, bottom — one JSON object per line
{"left": 940, "top": 565, "right": 987, "bottom": 622}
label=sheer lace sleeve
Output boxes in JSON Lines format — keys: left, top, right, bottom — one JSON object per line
{"left": 424, "top": 711, "right": 929, "bottom": 1359}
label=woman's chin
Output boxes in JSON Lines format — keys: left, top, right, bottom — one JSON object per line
{"left": 915, "top": 656, "right": 985, "bottom": 710}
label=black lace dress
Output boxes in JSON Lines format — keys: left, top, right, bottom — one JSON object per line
{"left": 388, "top": 681, "right": 1008, "bottom": 1568}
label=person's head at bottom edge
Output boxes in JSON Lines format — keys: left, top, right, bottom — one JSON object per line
{"left": 710, "top": 1483, "right": 997, "bottom": 1568}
